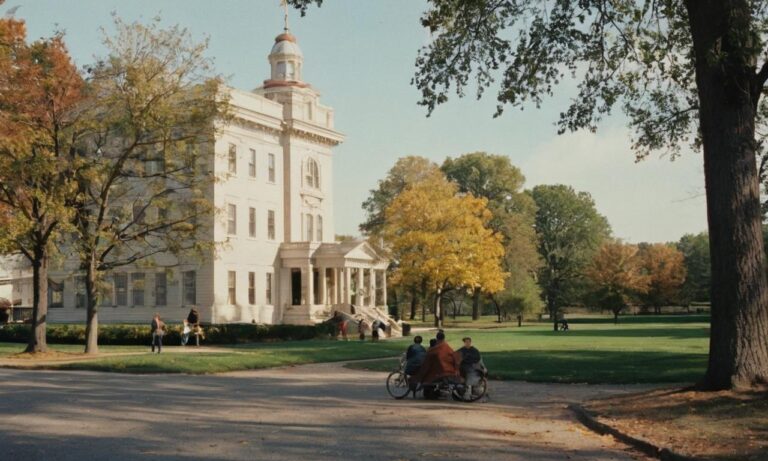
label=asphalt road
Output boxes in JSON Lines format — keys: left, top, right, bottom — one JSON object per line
{"left": 0, "top": 363, "right": 654, "bottom": 461}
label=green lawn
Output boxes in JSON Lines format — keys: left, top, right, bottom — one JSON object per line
{"left": 348, "top": 320, "right": 710, "bottom": 384}
{"left": 0, "top": 316, "right": 710, "bottom": 383}
{"left": 0, "top": 342, "right": 145, "bottom": 357}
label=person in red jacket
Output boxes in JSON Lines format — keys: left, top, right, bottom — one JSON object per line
{"left": 413, "top": 331, "right": 460, "bottom": 386}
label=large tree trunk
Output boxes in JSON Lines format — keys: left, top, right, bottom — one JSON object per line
{"left": 547, "top": 296, "right": 558, "bottom": 332}
{"left": 25, "top": 248, "right": 48, "bottom": 353}
{"left": 84, "top": 259, "right": 99, "bottom": 354}
{"left": 471, "top": 288, "right": 481, "bottom": 320}
{"left": 687, "top": 0, "right": 768, "bottom": 389}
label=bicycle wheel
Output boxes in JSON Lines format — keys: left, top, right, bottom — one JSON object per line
{"left": 386, "top": 371, "right": 411, "bottom": 399}
{"left": 453, "top": 377, "right": 488, "bottom": 402}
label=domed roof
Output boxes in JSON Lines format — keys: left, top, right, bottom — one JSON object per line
{"left": 270, "top": 33, "right": 303, "bottom": 58}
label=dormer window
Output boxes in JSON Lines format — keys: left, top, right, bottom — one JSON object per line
{"left": 305, "top": 158, "right": 320, "bottom": 189}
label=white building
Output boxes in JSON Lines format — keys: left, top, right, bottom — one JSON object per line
{"left": 1, "top": 29, "right": 392, "bottom": 327}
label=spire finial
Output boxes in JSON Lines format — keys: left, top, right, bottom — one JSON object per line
{"left": 280, "top": 0, "right": 289, "bottom": 32}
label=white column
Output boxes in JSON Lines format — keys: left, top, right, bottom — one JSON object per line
{"left": 369, "top": 268, "right": 376, "bottom": 307}
{"left": 355, "top": 267, "right": 363, "bottom": 306}
{"left": 344, "top": 268, "right": 352, "bottom": 304}
{"left": 319, "top": 266, "right": 327, "bottom": 305}
{"left": 303, "top": 264, "right": 314, "bottom": 306}
{"left": 334, "top": 268, "right": 341, "bottom": 304}
{"left": 382, "top": 270, "right": 387, "bottom": 307}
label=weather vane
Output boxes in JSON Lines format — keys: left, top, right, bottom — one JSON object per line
{"left": 280, "top": 0, "right": 290, "bottom": 32}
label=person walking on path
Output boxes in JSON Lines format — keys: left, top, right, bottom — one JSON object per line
{"left": 151, "top": 314, "right": 165, "bottom": 354}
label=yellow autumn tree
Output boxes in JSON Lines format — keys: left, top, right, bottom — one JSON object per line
{"left": 585, "top": 241, "right": 649, "bottom": 323}
{"left": 383, "top": 174, "right": 505, "bottom": 327}
{"left": 639, "top": 243, "right": 687, "bottom": 314}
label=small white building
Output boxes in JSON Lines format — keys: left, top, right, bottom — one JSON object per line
{"left": 1, "top": 29, "right": 392, "bottom": 328}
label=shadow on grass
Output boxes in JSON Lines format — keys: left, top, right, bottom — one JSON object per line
{"left": 349, "top": 349, "right": 707, "bottom": 385}
{"left": 510, "top": 326, "right": 710, "bottom": 340}
{"left": 484, "top": 349, "right": 706, "bottom": 384}
{"left": 565, "top": 314, "right": 710, "bottom": 324}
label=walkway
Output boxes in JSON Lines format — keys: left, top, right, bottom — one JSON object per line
{"left": 0, "top": 363, "right": 654, "bottom": 460}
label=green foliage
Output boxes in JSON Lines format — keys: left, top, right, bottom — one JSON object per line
{"left": 360, "top": 156, "right": 442, "bottom": 237}
{"left": 676, "top": 232, "right": 711, "bottom": 304}
{"left": 531, "top": 185, "right": 611, "bottom": 317}
{"left": 0, "top": 323, "right": 334, "bottom": 345}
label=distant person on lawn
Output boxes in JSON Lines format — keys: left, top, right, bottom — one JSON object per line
{"left": 150, "top": 314, "right": 165, "bottom": 354}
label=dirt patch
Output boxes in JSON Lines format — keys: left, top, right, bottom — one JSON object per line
{"left": 9, "top": 350, "right": 83, "bottom": 361}
{"left": 586, "top": 387, "right": 768, "bottom": 460}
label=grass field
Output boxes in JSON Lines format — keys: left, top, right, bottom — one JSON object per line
{"left": 0, "top": 315, "right": 710, "bottom": 383}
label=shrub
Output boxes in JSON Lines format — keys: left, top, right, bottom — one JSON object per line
{"left": 0, "top": 322, "right": 336, "bottom": 346}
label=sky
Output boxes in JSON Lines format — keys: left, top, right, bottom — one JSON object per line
{"left": 8, "top": 0, "right": 709, "bottom": 243}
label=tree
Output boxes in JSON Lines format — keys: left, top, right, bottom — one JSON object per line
{"left": 0, "top": 17, "right": 85, "bottom": 352}
{"left": 361, "top": 156, "right": 442, "bottom": 320}
{"left": 638, "top": 243, "right": 687, "bottom": 314}
{"left": 531, "top": 185, "right": 611, "bottom": 331}
{"left": 71, "top": 18, "right": 224, "bottom": 354}
{"left": 360, "top": 156, "right": 442, "bottom": 238}
{"left": 382, "top": 175, "right": 505, "bottom": 327}
{"left": 677, "top": 233, "right": 711, "bottom": 304}
{"left": 586, "top": 241, "right": 649, "bottom": 324}
{"left": 441, "top": 152, "right": 541, "bottom": 321}
{"left": 294, "top": 0, "right": 768, "bottom": 390}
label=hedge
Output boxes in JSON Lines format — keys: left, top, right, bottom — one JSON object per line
{"left": 0, "top": 322, "right": 336, "bottom": 346}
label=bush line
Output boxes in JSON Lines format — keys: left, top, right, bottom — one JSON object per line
{"left": 0, "top": 323, "right": 336, "bottom": 346}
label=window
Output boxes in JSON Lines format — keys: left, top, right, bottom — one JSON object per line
{"left": 306, "top": 101, "right": 313, "bottom": 120}
{"left": 155, "top": 273, "right": 167, "bottom": 306}
{"left": 228, "top": 143, "right": 237, "bottom": 174}
{"left": 131, "top": 273, "right": 145, "bottom": 306}
{"left": 317, "top": 215, "right": 323, "bottom": 241}
{"left": 268, "top": 153, "right": 276, "bottom": 183}
{"left": 249, "top": 207, "right": 256, "bottom": 238}
{"left": 266, "top": 273, "right": 273, "bottom": 305}
{"left": 305, "top": 213, "right": 313, "bottom": 241}
{"left": 227, "top": 204, "right": 237, "bottom": 235}
{"left": 267, "top": 210, "right": 275, "bottom": 240}
{"left": 144, "top": 148, "right": 165, "bottom": 175}
{"left": 305, "top": 158, "right": 319, "bottom": 188}
{"left": 132, "top": 203, "right": 146, "bottom": 225}
{"left": 100, "top": 276, "right": 114, "bottom": 307}
{"left": 249, "top": 149, "right": 256, "bottom": 178}
{"left": 115, "top": 274, "right": 128, "bottom": 306}
{"left": 157, "top": 204, "right": 168, "bottom": 222}
{"left": 248, "top": 272, "right": 255, "bottom": 305}
{"left": 228, "top": 271, "right": 236, "bottom": 305}
{"left": 48, "top": 280, "right": 63, "bottom": 308}
{"left": 183, "top": 271, "right": 196, "bottom": 305}
{"left": 75, "top": 276, "right": 86, "bottom": 309}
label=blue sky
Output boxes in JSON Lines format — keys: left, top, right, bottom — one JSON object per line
{"left": 10, "top": 0, "right": 708, "bottom": 243}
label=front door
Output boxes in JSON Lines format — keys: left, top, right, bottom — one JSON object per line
{"left": 291, "top": 269, "right": 301, "bottom": 305}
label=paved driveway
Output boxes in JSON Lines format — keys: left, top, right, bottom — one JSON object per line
{"left": 0, "top": 363, "right": 653, "bottom": 460}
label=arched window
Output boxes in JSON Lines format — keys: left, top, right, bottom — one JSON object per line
{"left": 305, "top": 158, "right": 320, "bottom": 189}
{"left": 316, "top": 215, "right": 323, "bottom": 241}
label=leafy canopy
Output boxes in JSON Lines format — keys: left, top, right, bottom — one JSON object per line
{"left": 383, "top": 174, "right": 505, "bottom": 295}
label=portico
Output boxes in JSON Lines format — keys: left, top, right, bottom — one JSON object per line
{"left": 278, "top": 241, "right": 388, "bottom": 324}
